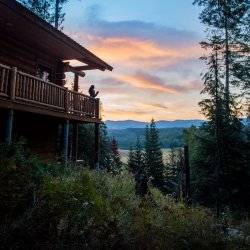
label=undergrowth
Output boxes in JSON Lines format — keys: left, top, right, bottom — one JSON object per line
{"left": 0, "top": 143, "right": 248, "bottom": 249}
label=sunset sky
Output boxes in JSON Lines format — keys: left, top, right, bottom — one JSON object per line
{"left": 63, "top": 0, "right": 206, "bottom": 121}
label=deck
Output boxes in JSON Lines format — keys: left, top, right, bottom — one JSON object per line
{"left": 0, "top": 63, "right": 100, "bottom": 123}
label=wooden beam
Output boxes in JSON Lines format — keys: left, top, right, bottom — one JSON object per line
{"left": 73, "top": 65, "right": 105, "bottom": 71}
{"left": 77, "top": 57, "right": 111, "bottom": 71}
{"left": 63, "top": 63, "right": 86, "bottom": 77}
{"left": 74, "top": 73, "right": 79, "bottom": 92}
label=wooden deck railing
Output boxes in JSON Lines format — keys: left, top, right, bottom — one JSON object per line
{"left": 0, "top": 63, "right": 10, "bottom": 97}
{"left": 0, "top": 63, "right": 99, "bottom": 119}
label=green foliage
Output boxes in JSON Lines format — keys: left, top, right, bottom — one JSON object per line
{"left": 19, "top": 0, "right": 68, "bottom": 28}
{"left": 1, "top": 143, "right": 246, "bottom": 249}
{"left": 164, "top": 148, "right": 184, "bottom": 199}
{"left": 128, "top": 137, "right": 144, "bottom": 175}
{"left": 100, "top": 124, "right": 112, "bottom": 170}
{"left": 191, "top": 0, "right": 250, "bottom": 217}
{"left": 193, "top": 0, "right": 250, "bottom": 93}
{"left": 184, "top": 123, "right": 250, "bottom": 214}
{"left": 78, "top": 124, "right": 122, "bottom": 174}
{"left": 109, "top": 138, "right": 122, "bottom": 175}
{"left": 78, "top": 123, "right": 95, "bottom": 167}
{"left": 144, "top": 120, "right": 165, "bottom": 190}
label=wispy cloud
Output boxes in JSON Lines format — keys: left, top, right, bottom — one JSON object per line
{"left": 65, "top": 4, "right": 203, "bottom": 121}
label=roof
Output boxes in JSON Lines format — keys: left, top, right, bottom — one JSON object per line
{"left": 0, "top": 0, "right": 113, "bottom": 71}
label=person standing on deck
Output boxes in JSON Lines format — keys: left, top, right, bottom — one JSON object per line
{"left": 89, "top": 85, "right": 99, "bottom": 98}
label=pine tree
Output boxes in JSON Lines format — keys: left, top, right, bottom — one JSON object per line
{"left": 128, "top": 138, "right": 148, "bottom": 196}
{"left": 109, "top": 138, "right": 122, "bottom": 175}
{"left": 144, "top": 119, "right": 165, "bottom": 191}
{"left": 193, "top": 0, "right": 250, "bottom": 116}
{"left": 99, "top": 124, "right": 112, "bottom": 170}
{"left": 19, "top": 0, "right": 67, "bottom": 28}
{"left": 165, "top": 147, "right": 184, "bottom": 199}
{"left": 128, "top": 137, "right": 144, "bottom": 175}
{"left": 199, "top": 41, "right": 225, "bottom": 215}
{"left": 186, "top": 6, "right": 250, "bottom": 212}
{"left": 78, "top": 123, "right": 113, "bottom": 170}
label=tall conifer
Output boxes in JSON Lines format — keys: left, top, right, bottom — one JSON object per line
{"left": 144, "top": 120, "right": 165, "bottom": 190}
{"left": 194, "top": 0, "right": 250, "bottom": 116}
{"left": 19, "top": 0, "right": 67, "bottom": 28}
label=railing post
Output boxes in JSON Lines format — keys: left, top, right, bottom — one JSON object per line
{"left": 64, "top": 89, "right": 69, "bottom": 113}
{"left": 9, "top": 67, "right": 17, "bottom": 100}
{"left": 95, "top": 98, "right": 100, "bottom": 119}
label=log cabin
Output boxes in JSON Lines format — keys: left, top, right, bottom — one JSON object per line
{"left": 0, "top": 0, "right": 113, "bottom": 165}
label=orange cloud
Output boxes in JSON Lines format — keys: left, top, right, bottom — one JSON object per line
{"left": 88, "top": 37, "right": 202, "bottom": 67}
{"left": 64, "top": 29, "right": 204, "bottom": 121}
{"left": 70, "top": 32, "right": 202, "bottom": 69}
{"left": 118, "top": 75, "right": 177, "bottom": 93}
{"left": 101, "top": 107, "right": 203, "bottom": 121}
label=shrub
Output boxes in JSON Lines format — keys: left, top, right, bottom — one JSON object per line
{"left": 0, "top": 144, "right": 246, "bottom": 249}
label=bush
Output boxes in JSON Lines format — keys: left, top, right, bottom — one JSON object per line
{"left": 0, "top": 143, "right": 247, "bottom": 249}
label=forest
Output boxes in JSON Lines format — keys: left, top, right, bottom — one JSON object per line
{"left": 108, "top": 127, "right": 185, "bottom": 149}
{"left": 0, "top": 0, "right": 250, "bottom": 249}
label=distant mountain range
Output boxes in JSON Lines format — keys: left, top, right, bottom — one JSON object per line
{"left": 105, "top": 119, "right": 205, "bottom": 130}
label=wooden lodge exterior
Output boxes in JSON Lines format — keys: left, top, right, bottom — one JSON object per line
{"left": 0, "top": 0, "right": 112, "bottom": 163}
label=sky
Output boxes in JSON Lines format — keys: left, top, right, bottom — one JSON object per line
{"left": 63, "top": 0, "right": 206, "bottom": 121}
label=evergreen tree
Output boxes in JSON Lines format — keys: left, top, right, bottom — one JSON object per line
{"left": 128, "top": 146, "right": 135, "bottom": 173}
{"left": 99, "top": 124, "right": 112, "bottom": 170}
{"left": 78, "top": 123, "right": 113, "bottom": 170}
{"left": 128, "top": 137, "right": 144, "bottom": 175}
{"left": 144, "top": 119, "right": 165, "bottom": 191}
{"left": 192, "top": 0, "right": 250, "bottom": 216}
{"left": 109, "top": 138, "right": 122, "bottom": 175}
{"left": 193, "top": 0, "right": 250, "bottom": 116}
{"left": 78, "top": 124, "right": 94, "bottom": 167}
{"left": 19, "top": 0, "right": 68, "bottom": 28}
{"left": 165, "top": 148, "right": 184, "bottom": 199}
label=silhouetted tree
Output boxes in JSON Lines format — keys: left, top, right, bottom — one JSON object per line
{"left": 165, "top": 147, "right": 184, "bottom": 199}
{"left": 109, "top": 138, "right": 122, "bottom": 174}
{"left": 144, "top": 119, "right": 165, "bottom": 191}
{"left": 194, "top": 0, "right": 250, "bottom": 116}
{"left": 128, "top": 137, "right": 144, "bottom": 175}
{"left": 19, "top": 0, "right": 68, "bottom": 28}
{"left": 99, "top": 124, "right": 112, "bottom": 170}
{"left": 192, "top": 0, "right": 250, "bottom": 216}
{"left": 128, "top": 138, "right": 148, "bottom": 196}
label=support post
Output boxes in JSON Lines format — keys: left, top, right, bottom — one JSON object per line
{"left": 71, "top": 73, "right": 79, "bottom": 162}
{"left": 74, "top": 73, "right": 79, "bottom": 92}
{"left": 10, "top": 67, "right": 17, "bottom": 100}
{"left": 95, "top": 98, "right": 100, "bottom": 119}
{"left": 64, "top": 89, "right": 69, "bottom": 113}
{"left": 184, "top": 145, "right": 191, "bottom": 205}
{"left": 5, "top": 109, "right": 14, "bottom": 145}
{"left": 72, "top": 122, "right": 79, "bottom": 162}
{"left": 94, "top": 123, "right": 100, "bottom": 170}
{"left": 62, "top": 119, "right": 69, "bottom": 163}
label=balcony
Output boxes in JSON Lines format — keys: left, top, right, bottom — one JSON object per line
{"left": 0, "top": 63, "right": 100, "bottom": 122}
